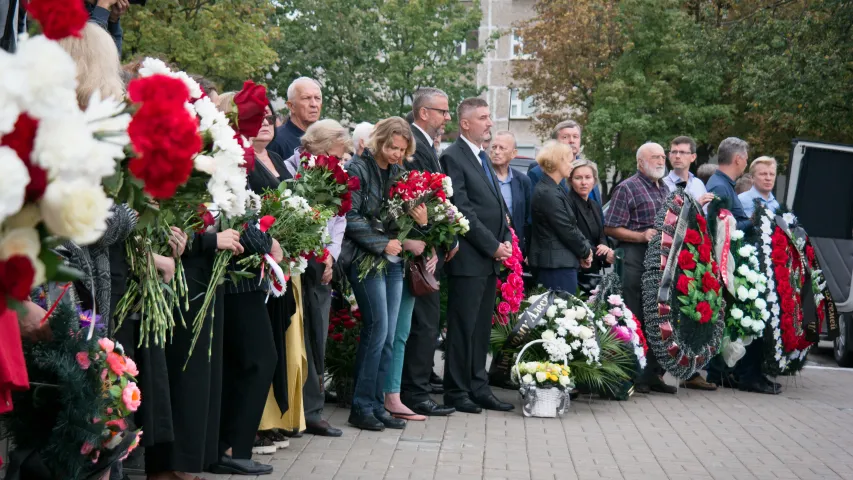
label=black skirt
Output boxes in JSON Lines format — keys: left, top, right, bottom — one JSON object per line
{"left": 266, "top": 282, "right": 296, "bottom": 417}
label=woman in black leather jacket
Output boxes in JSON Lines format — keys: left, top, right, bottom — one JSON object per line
{"left": 528, "top": 141, "right": 593, "bottom": 294}
{"left": 341, "top": 117, "right": 427, "bottom": 431}
{"left": 568, "top": 159, "right": 614, "bottom": 294}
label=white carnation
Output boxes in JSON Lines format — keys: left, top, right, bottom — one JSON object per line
{"left": 14, "top": 36, "right": 79, "bottom": 119}
{"left": 33, "top": 114, "right": 115, "bottom": 180}
{"left": 0, "top": 147, "right": 30, "bottom": 225}
{"left": 40, "top": 179, "right": 113, "bottom": 245}
{"left": 782, "top": 213, "right": 796, "bottom": 226}
{"left": 194, "top": 155, "right": 217, "bottom": 175}
{"left": 138, "top": 58, "right": 173, "bottom": 77}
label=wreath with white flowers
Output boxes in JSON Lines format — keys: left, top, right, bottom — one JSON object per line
{"left": 726, "top": 230, "right": 771, "bottom": 340}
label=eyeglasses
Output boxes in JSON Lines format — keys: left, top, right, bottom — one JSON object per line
{"left": 669, "top": 150, "right": 694, "bottom": 157}
{"left": 263, "top": 115, "right": 276, "bottom": 125}
{"left": 424, "top": 107, "right": 451, "bottom": 117}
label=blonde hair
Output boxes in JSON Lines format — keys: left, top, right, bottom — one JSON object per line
{"left": 367, "top": 117, "right": 416, "bottom": 159}
{"left": 301, "top": 119, "right": 353, "bottom": 155}
{"left": 749, "top": 156, "right": 777, "bottom": 174}
{"left": 57, "top": 23, "right": 124, "bottom": 109}
{"left": 570, "top": 158, "right": 599, "bottom": 184}
{"left": 216, "top": 92, "right": 236, "bottom": 114}
{"left": 536, "top": 140, "right": 572, "bottom": 174}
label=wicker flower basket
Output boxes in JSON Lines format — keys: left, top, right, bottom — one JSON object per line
{"left": 515, "top": 339, "right": 571, "bottom": 418}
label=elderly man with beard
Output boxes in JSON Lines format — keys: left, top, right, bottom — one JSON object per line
{"left": 604, "top": 142, "right": 677, "bottom": 394}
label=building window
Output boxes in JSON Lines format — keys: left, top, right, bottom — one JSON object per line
{"left": 510, "top": 29, "right": 529, "bottom": 59}
{"left": 456, "top": 30, "right": 479, "bottom": 57}
{"left": 510, "top": 89, "right": 535, "bottom": 119}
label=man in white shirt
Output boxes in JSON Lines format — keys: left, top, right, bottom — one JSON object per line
{"left": 663, "top": 136, "right": 714, "bottom": 206}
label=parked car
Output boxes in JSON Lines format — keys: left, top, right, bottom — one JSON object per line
{"left": 510, "top": 155, "right": 536, "bottom": 173}
{"left": 786, "top": 139, "right": 853, "bottom": 366}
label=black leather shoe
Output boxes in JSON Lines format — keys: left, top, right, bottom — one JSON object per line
{"left": 648, "top": 377, "right": 677, "bottom": 394}
{"left": 305, "top": 420, "right": 343, "bottom": 437}
{"left": 208, "top": 455, "right": 273, "bottom": 475}
{"left": 447, "top": 397, "right": 482, "bottom": 414}
{"left": 764, "top": 378, "right": 782, "bottom": 391}
{"left": 375, "top": 411, "right": 406, "bottom": 429}
{"left": 473, "top": 394, "right": 514, "bottom": 411}
{"left": 405, "top": 398, "right": 455, "bottom": 416}
{"left": 348, "top": 411, "right": 385, "bottom": 431}
{"left": 739, "top": 380, "right": 779, "bottom": 395}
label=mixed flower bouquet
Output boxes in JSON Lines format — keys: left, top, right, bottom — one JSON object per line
{"left": 290, "top": 151, "right": 359, "bottom": 216}
{"left": 588, "top": 289, "right": 647, "bottom": 370}
{"left": 0, "top": 5, "right": 129, "bottom": 317}
{"left": 493, "top": 226, "right": 525, "bottom": 326}
{"left": 512, "top": 361, "right": 573, "bottom": 390}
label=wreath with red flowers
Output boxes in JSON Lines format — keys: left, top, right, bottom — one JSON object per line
{"left": 642, "top": 190, "right": 725, "bottom": 380}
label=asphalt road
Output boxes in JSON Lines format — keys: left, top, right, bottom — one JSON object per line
{"left": 806, "top": 340, "right": 844, "bottom": 367}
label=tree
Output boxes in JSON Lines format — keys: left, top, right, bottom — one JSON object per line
{"left": 269, "top": 0, "right": 484, "bottom": 128}
{"left": 122, "top": 0, "right": 279, "bottom": 90}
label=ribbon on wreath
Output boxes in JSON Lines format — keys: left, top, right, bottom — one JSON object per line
{"left": 714, "top": 209, "right": 737, "bottom": 295}
{"left": 657, "top": 194, "right": 692, "bottom": 305}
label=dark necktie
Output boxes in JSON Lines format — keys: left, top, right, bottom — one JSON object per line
{"left": 478, "top": 150, "right": 497, "bottom": 195}
{"left": 676, "top": 180, "right": 688, "bottom": 189}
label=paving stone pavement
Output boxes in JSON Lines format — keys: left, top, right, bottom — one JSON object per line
{"left": 189, "top": 367, "right": 853, "bottom": 480}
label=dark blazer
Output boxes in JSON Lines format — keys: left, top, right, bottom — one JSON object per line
{"left": 409, "top": 123, "right": 442, "bottom": 174}
{"left": 440, "top": 137, "right": 510, "bottom": 277}
{"left": 568, "top": 189, "right": 607, "bottom": 273}
{"left": 529, "top": 175, "right": 592, "bottom": 269}
{"left": 507, "top": 169, "right": 532, "bottom": 254}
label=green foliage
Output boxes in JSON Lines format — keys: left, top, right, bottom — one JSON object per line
{"left": 270, "top": 0, "right": 484, "bottom": 128}
{"left": 122, "top": 0, "right": 279, "bottom": 89}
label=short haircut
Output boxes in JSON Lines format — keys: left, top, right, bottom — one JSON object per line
{"left": 457, "top": 97, "right": 489, "bottom": 122}
{"left": 551, "top": 120, "right": 582, "bottom": 139}
{"left": 494, "top": 130, "right": 517, "bottom": 149}
{"left": 735, "top": 173, "right": 754, "bottom": 194}
{"left": 717, "top": 137, "right": 749, "bottom": 166}
{"left": 287, "top": 77, "right": 322, "bottom": 101}
{"left": 301, "top": 119, "right": 353, "bottom": 156}
{"left": 351, "top": 122, "right": 374, "bottom": 150}
{"left": 570, "top": 158, "right": 599, "bottom": 184}
{"left": 536, "top": 140, "right": 572, "bottom": 174}
{"left": 636, "top": 142, "right": 663, "bottom": 162}
{"left": 367, "top": 116, "right": 416, "bottom": 159}
{"left": 749, "top": 156, "right": 778, "bottom": 174}
{"left": 412, "top": 87, "right": 448, "bottom": 117}
{"left": 697, "top": 163, "right": 719, "bottom": 183}
{"left": 670, "top": 135, "right": 697, "bottom": 154}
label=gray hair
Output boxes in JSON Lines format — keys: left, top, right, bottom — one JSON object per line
{"left": 717, "top": 137, "right": 749, "bottom": 166}
{"left": 351, "top": 122, "right": 374, "bottom": 150}
{"left": 412, "top": 87, "right": 448, "bottom": 117}
{"left": 494, "top": 130, "right": 517, "bottom": 149}
{"left": 301, "top": 119, "right": 353, "bottom": 155}
{"left": 456, "top": 97, "right": 489, "bottom": 122}
{"left": 551, "top": 120, "right": 582, "bottom": 139}
{"left": 636, "top": 142, "right": 663, "bottom": 161}
{"left": 287, "top": 76, "right": 322, "bottom": 101}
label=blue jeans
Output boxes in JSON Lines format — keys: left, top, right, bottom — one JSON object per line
{"left": 348, "top": 261, "right": 404, "bottom": 414}
{"left": 536, "top": 267, "right": 578, "bottom": 294}
{"left": 385, "top": 281, "right": 417, "bottom": 394}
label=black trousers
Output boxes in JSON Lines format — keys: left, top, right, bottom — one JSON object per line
{"left": 621, "top": 242, "right": 663, "bottom": 380}
{"left": 220, "top": 291, "right": 277, "bottom": 459}
{"left": 443, "top": 274, "right": 496, "bottom": 403}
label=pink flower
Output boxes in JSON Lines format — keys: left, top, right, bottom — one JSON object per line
{"left": 495, "top": 278, "right": 503, "bottom": 288}
{"left": 100, "top": 369, "right": 108, "bottom": 381}
{"left": 124, "top": 357, "right": 139, "bottom": 377}
{"left": 607, "top": 295, "right": 622, "bottom": 306}
{"left": 98, "top": 338, "right": 115, "bottom": 353}
{"left": 612, "top": 325, "right": 632, "bottom": 343}
{"left": 106, "top": 352, "right": 127, "bottom": 376}
{"left": 106, "top": 407, "right": 113, "bottom": 414}
{"left": 497, "top": 302, "right": 511, "bottom": 315}
{"left": 76, "top": 352, "right": 91, "bottom": 370}
{"left": 609, "top": 307, "right": 623, "bottom": 318}
{"left": 508, "top": 273, "right": 523, "bottom": 288}
{"left": 80, "top": 442, "right": 94, "bottom": 455}
{"left": 603, "top": 314, "right": 617, "bottom": 326}
{"left": 106, "top": 418, "right": 128, "bottom": 430}
{"left": 122, "top": 382, "right": 142, "bottom": 412}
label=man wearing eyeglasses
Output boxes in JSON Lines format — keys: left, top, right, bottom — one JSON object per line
{"left": 663, "top": 136, "right": 714, "bottom": 206}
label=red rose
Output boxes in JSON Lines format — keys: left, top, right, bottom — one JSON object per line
{"left": 1, "top": 114, "right": 47, "bottom": 201}
{"left": 233, "top": 80, "right": 268, "bottom": 139}
{"left": 0, "top": 255, "right": 35, "bottom": 312}
{"left": 331, "top": 333, "right": 344, "bottom": 342}
{"left": 259, "top": 215, "right": 276, "bottom": 233}
{"left": 327, "top": 324, "right": 335, "bottom": 334}
{"left": 26, "top": 0, "right": 88, "bottom": 40}
{"left": 347, "top": 176, "right": 360, "bottom": 191}
{"left": 343, "top": 320, "right": 357, "bottom": 329}
{"left": 678, "top": 249, "right": 697, "bottom": 271}
{"left": 128, "top": 103, "right": 201, "bottom": 198}
{"left": 698, "top": 243, "right": 712, "bottom": 263}
{"left": 701, "top": 271, "right": 720, "bottom": 293}
{"left": 684, "top": 229, "right": 701, "bottom": 246}
{"left": 696, "top": 301, "right": 713, "bottom": 324}
{"left": 696, "top": 214, "right": 708, "bottom": 233}
{"left": 711, "top": 262, "right": 719, "bottom": 275}
{"left": 334, "top": 168, "right": 349, "bottom": 185}
{"left": 197, "top": 204, "right": 215, "bottom": 232}
{"left": 128, "top": 75, "right": 191, "bottom": 106}
{"left": 676, "top": 275, "right": 694, "bottom": 295}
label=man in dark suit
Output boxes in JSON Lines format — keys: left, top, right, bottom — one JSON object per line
{"left": 489, "top": 130, "right": 532, "bottom": 254}
{"left": 440, "top": 98, "right": 514, "bottom": 413}
{"left": 400, "top": 88, "right": 456, "bottom": 417}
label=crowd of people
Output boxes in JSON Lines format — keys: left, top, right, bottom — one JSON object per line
{"left": 0, "top": 3, "right": 792, "bottom": 480}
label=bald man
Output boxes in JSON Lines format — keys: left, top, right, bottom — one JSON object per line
{"left": 268, "top": 77, "right": 323, "bottom": 160}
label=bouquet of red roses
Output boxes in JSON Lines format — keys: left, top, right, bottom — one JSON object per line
{"left": 291, "top": 151, "right": 359, "bottom": 216}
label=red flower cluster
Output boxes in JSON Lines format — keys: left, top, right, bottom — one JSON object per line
{"left": 696, "top": 301, "right": 713, "bottom": 324}
{"left": 127, "top": 75, "right": 202, "bottom": 198}
{"left": 770, "top": 228, "right": 812, "bottom": 352}
{"left": 0, "top": 255, "right": 35, "bottom": 313}
{"left": 389, "top": 170, "right": 448, "bottom": 202}
{"left": 296, "top": 152, "right": 359, "bottom": 216}
{"left": 328, "top": 307, "right": 362, "bottom": 342}
{"left": 233, "top": 80, "right": 268, "bottom": 140}
{"left": 26, "top": 0, "right": 88, "bottom": 40}
{"left": 1, "top": 114, "right": 46, "bottom": 201}
{"left": 494, "top": 227, "right": 525, "bottom": 325}
{"left": 673, "top": 215, "right": 722, "bottom": 325}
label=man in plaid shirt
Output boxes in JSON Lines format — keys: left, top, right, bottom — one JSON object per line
{"left": 604, "top": 142, "right": 677, "bottom": 394}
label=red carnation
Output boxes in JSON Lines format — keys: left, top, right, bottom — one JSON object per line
{"left": 676, "top": 275, "right": 694, "bottom": 295}
{"left": 805, "top": 244, "right": 816, "bottom": 265}
{"left": 770, "top": 247, "right": 788, "bottom": 266}
{"left": 0, "top": 255, "right": 35, "bottom": 312}
{"left": 771, "top": 231, "right": 788, "bottom": 250}
{"left": 678, "top": 249, "right": 697, "bottom": 271}
{"left": 1, "top": 114, "right": 46, "bottom": 201}
{"left": 698, "top": 242, "right": 712, "bottom": 263}
{"left": 331, "top": 333, "right": 344, "bottom": 342}
{"left": 128, "top": 75, "right": 191, "bottom": 106}
{"left": 696, "top": 301, "right": 713, "bottom": 324}
{"left": 684, "top": 229, "right": 701, "bottom": 246}
{"left": 696, "top": 214, "right": 708, "bottom": 233}
{"left": 233, "top": 80, "right": 268, "bottom": 139}
{"left": 347, "top": 176, "right": 360, "bottom": 191}
{"left": 701, "top": 271, "right": 719, "bottom": 293}
{"left": 26, "top": 0, "right": 88, "bottom": 40}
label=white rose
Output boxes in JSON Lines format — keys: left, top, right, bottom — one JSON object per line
{"left": 730, "top": 307, "right": 743, "bottom": 320}
{"left": 752, "top": 321, "right": 765, "bottom": 333}
{"left": 578, "top": 326, "right": 594, "bottom": 340}
{"left": 574, "top": 306, "right": 587, "bottom": 319}
{"left": 754, "top": 298, "right": 767, "bottom": 310}
{"left": 748, "top": 288, "right": 759, "bottom": 300}
{"left": 761, "top": 310, "right": 770, "bottom": 321}
{"left": 737, "top": 264, "right": 750, "bottom": 276}
{"left": 0, "top": 227, "right": 45, "bottom": 285}
{"left": 756, "top": 282, "right": 767, "bottom": 293}
{"left": 746, "top": 271, "right": 759, "bottom": 284}
{"left": 535, "top": 372, "right": 547, "bottom": 383}
{"left": 39, "top": 179, "right": 113, "bottom": 245}
{"left": 738, "top": 246, "right": 752, "bottom": 258}
{"left": 559, "top": 375, "right": 571, "bottom": 386}
{"left": 541, "top": 329, "right": 557, "bottom": 341}
{"left": 740, "top": 317, "right": 752, "bottom": 328}
{"left": 522, "top": 374, "right": 534, "bottom": 384}
{"left": 732, "top": 230, "right": 744, "bottom": 240}
{"left": 0, "top": 147, "right": 30, "bottom": 225}
{"left": 737, "top": 286, "right": 749, "bottom": 301}
{"left": 546, "top": 305, "right": 557, "bottom": 318}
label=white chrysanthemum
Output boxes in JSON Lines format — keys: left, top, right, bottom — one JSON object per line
{"left": 13, "top": 36, "right": 79, "bottom": 119}
{"left": 0, "top": 147, "right": 30, "bottom": 225}
{"left": 138, "top": 58, "right": 173, "bottom": 77}
{"left": 39, "top": 179, "right": 113, "bottom": 245}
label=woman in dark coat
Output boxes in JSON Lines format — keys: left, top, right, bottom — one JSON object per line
{"left": 567, "top": 159, "right": 614, "bottom": 294}
{"left": 528, "top": 141, "right": 593, "bottom": 294}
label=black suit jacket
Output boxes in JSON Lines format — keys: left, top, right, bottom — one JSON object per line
{"left": 568, "top": 189, "right": 608, "bottom": 273}
{"left": 528, "top": 175, "right": 592, "bottom": 269}
{"left": 409, "top": 123, "right": 441, "bottom": 173}
{"left": 440, "top": 137, "right": 510, "bottom": 277}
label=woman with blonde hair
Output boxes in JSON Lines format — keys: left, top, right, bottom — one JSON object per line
{"left": 340, "top": 117, "right": 427, "bottom": 431}
{"left": 57, "top": 22, "right": 124, "bottom": 108}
